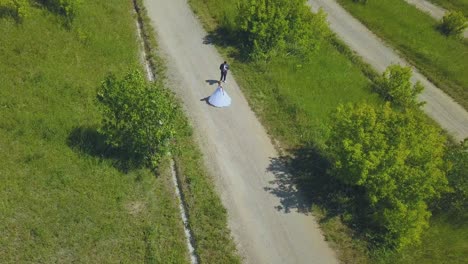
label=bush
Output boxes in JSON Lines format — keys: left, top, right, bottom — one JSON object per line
{"left": 353, "top": 0, "right": 368, "bottom": 4}
{"left": 0, "top": 0, "right": 30, "bottom": 21}
{"left": 37, "top": 0, "right": 81, "bottom": 22}
{"left": 439, "top": 11, "right": 468, "bottom": 37}
{"left": 97, "top": 70, "right": 180, "bottom": 170}
{"left": 236, "top": 0, "right": 329, "bottom": 60}
{"left": 374, "top": 65, "right": 424, "bottom": 109}
{"left": 327, "top": 103, "right": 448, "bottom": 249}
{"left": 433, "top": 139, "right": 468, "bottom": 217}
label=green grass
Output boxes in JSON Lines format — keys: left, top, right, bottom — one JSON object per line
{"left": 338, "top": 0, "right": 468, "bottom": 110}
{"left": 372, "top": 215, "right": 468, "bottom": 264}
{"left": 428, "top": 0, "right": 468, "bottom": 17}
{"left": 0, "top": 1, "right": 190, "bottom": 262}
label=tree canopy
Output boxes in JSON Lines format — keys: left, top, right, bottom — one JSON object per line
{"left": 236, "top": 0, "right": 330, "bottom": 60}
{"left": 97, "top": 70, "right": 179, "bottom": 169}
{"left": 327, "top": 103, "right": 448, "bottom": 249}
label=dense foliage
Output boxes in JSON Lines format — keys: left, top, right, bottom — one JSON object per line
{"left": 37, "top": 0, "right": 81, "bottom": 21}
{"left": 236, "top": 0, "right": 329, "bottom": 60}
{"left": 375, "top": 65, "right": 424, "bottom": 109}
{"left": 434, "top": 139, "right": 468, "bottom": 216}
{"left": 0, "top": 0, "right": 30, "bottom": 20}
{"left": 328, "top": 103, "right": 448, "bottom": 249}
{"left": 97, "top": 70, "right": 179, "bottom": 170}
{"left": 439, "top": 11, "right": 468, "bottom": 37}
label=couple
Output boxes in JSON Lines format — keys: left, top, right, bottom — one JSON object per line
{"left": 208, "top": 61, "right": 231, "bottom": 107}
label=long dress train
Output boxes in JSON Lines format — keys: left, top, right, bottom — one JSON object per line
{"left": 208, "top": 86, "right": 231, "bottom": 107}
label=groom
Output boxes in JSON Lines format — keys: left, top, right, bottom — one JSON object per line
{"left": 219, "top": 61, "right": 229, "bottom": 83}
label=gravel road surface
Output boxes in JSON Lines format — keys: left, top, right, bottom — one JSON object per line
{"left": 143, "top": 0, "right": 339, "bottom": 263}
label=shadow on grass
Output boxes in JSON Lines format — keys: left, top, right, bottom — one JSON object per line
{"left": 265, "top": 146, "right": 361, "bottom": 222}
{"left": 0, "top": 6, "right": 23, "bottom": 23}
{"left": 67, "top": 126, "right": 143, "bottom": 173}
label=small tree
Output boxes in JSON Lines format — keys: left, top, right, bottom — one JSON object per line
{"left": 97, "top": 70, "right": 179, "bottom": 169}
{"left": 236, "top": 0, "right": 329, "bottom": 60}
{"left": 439, "top": 11, "right": 468, "bottom": 37}
{"left": 327, "top": 103, "right": 448, "bottom": 249}
{"left": 0, "top": 0, "right": 30, "bottom": 20}
{"left": 375, "top": 65, "right": 424, "bottom": 109}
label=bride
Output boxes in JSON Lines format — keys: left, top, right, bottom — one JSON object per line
{"left": 208, "top": 81, "right": 231, "bottom": 107}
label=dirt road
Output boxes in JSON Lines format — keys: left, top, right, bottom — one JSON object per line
{"left": 143, "top": 0, "right": 338, "bottom": 263}
{"left": 308, "top": 0, "right": 468, "bottom": 141}
{"left": 404, "top": 0, "right": 468, "bottom": 38}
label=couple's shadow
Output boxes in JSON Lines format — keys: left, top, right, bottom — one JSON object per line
{"left": 200, "top": 79, "right": 219, "bottom": 106}
{"left": 205, "top": 79, "right": 219, "bottom": 85}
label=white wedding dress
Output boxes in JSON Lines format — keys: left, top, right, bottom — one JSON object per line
{"left": 208, "top": 86, "right": 231, "bottom": 107}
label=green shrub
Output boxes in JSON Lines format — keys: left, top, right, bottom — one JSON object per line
{"left": 236, "top": 0, "right": 329, "bottom": 60}
{"left": 0, "top": 0, "right": 30, "bottom": 20}
{"left": 374, "top": 65, "right": 424, "bottom": 109}
{"left": 97, "top": 70, "right": 180, "bottom": 170}
{"left": 37, "top": 0, "right": 81, "bottom": 22}
{"left": 327, "top": 103, "right": 448, "bottom": 249}
{"left": 439, "top": 11, "right": 468, "bottom": 37}
{"left": 353, "top": 0, "right": 368, "bottom": 4}
{"left": 434, "top": 139, "right": 468, "bottom": 216}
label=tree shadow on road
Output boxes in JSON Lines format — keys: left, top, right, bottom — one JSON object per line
{"left": 265, "top": 145, "right": 357, "bottom": 221}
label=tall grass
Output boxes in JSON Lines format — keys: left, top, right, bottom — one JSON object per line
{"left": 338, "top": 0, "right": 468, "bottom": 110}
{"left": 0, "top": 1, "right": 189, "bottom": 262}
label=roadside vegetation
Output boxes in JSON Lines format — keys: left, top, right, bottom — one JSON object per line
{"left": 188, "top": 0, "right": 467, "bottom": 263}
{"left": 428, "top": 0, "right": 468, "bottom": 17}
{"left": 337, "top": 0, "right": 468, "bottom": 111}
{"left": 0, "top": 0, "right": 189, "bottom": 262}
{"left": 0, "top": 0, "right": 240, "bottom": 262}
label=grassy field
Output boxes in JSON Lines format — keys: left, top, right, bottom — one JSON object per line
{"left": 428, "top": 0, "right": 468, "bottom": 16}
{"left": 0, "top": 1, "right": 190, "bottom": 262}
{"left": 188, "top": 0, "right": 467, "bottom": 263}
{"left": 338, "top": 0, "right": 468, "bottom": 111}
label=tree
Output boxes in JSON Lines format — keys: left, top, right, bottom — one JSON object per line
{"left": 97, "top": 70, "right": 179, "bottom": 169}
{"left": 374, "top": 65, "right": 424, "bottom": 109}
{"left": 0, "top": 0, "right": 30, "bottom": 21}
{"left": 439, "top": 11, "right": 468, "bottom": 37}
{"left": 236, "top": 0, "right": 329, "bottom": 60}
{"left": 434, "top": 139, "right": 468, "bottom": 216}
{"left": 327, "top": 103, "right": 448, "bottom": 249}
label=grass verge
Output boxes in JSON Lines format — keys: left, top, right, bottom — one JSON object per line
{"left": 135, "top": 0, "right": 241, "bottom": 262}
{"left": 338, "top": 0, "right": 468, "bottom": 110}
{"left": 0, "top": 0, "right": 189, "bottom": 262}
